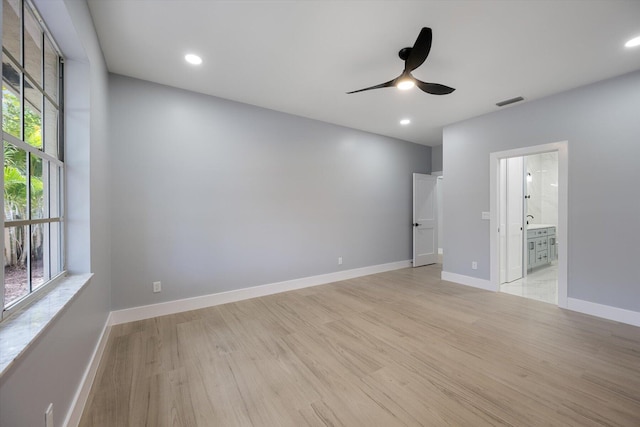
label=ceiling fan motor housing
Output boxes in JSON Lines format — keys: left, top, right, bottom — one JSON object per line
{"left": 398, "top": 47, "right": 412, "bottom": 61}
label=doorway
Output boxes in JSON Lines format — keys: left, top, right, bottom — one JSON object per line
{"left": 489, "top": 142, "right": 568, "bottom": 308}
{"left": 412, "top": 173, "right": 438, "bottom": 267}
{"left": 498, "top": 153, "right": 559, "bottom": 304}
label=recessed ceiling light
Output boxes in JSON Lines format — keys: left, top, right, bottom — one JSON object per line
{"left": 625, "top": 35, "right": 640, "bottom": 48}
{"left": 396, "top": 79, "right": 415, "bottom": 91}
{"left": 400, "top": 119, "right": 411, "bottom": 125}
{"left": 185, "top": 54, "right": 202, "bottom": 65}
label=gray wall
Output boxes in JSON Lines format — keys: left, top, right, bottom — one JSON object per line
{"left": 0, "top": 1, "right": 111, "bottom": 426}
{"left": 443, "top": 70, "right": 640, "bottom": 311}
{"left": 431, "top": 144, "right": 443, "bottom": 172}
{"left": 110, "top": 74, "right": 431, "bottom": 310}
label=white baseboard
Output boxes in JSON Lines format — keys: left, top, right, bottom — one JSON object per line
{"left": 109, "top": 260, "right": 411, "bottom": 325}
{"left": 441, "top": 271, "right": 498, "bottom": 292}
{"left": 64, "top": 313, "right": 112, "bottom": 427}
{"left": 441, "top": 272, "right": 640, "bottom": 327}
{"left": 567, "top": 298, "right": 640, "bottom": 327}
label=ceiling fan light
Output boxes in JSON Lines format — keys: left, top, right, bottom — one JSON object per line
{"left": 185, "top": 54, "right": 203, "bottom": 65}
{"left": 397, "top": 79, "right": 415, "bottom": 90}
{"left": 625, "top": 35, "right": 640, "bottom": 48}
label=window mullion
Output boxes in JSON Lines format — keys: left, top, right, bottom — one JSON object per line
{"left": 5, "top": 218, "right": 61, "bottom": 227}
{"left": 58, "top": 60, "right": 64, "bottom": 161}
{"left": 26, "top": 152, "right": 32, "bottom": 291}
{"left": 19, "top": 0, "right": 25, "bottom": 142}
{"left": 40, "top": 30, "right": 47, "bottom": 156}
{"left": 27, "top": 225, "right": 33, "bottom": 292}
{"left": 60, "top": 168, "right": 65, "bottom": 271}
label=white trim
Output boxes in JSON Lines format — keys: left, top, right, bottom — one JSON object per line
{"left": 489, "top": 141, "right": 568, "bottom": 308}
{"left": 441, "top": 271, "right": 498, "bottom": 292}
{"left": 63, "top": 313, "right": 112, "bottom": 427}
{"left": 567, "top": 298, "right": 640, "bottom": 327}
{"left": 109, "top": 260, "right": 411, "bottom": 325}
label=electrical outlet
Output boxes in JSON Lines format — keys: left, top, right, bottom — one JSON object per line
{"left": 45, "top": 404, "right": 53, "bottom": 427}
{"left": 471, "top": 261, "right": 478, "bottom": 270}
{"left": 153, "top": 281, "right": 162, "bottom": 293}
{"left": 338, "top": 257, "right": 343, "bottom": 265}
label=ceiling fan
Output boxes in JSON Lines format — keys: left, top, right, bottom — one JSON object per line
{"left": 347, "top": 27, "right": 455, "bottom": 95}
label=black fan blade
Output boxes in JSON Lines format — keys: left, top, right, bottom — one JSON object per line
{"left": 415, "top": 80, "right": 455, "bottom": 95}
{"left": 405, "top": 27, "right": 432, "bottom": 72}
{"left": 346, "top": 78, "right": 397, "bottom": 94}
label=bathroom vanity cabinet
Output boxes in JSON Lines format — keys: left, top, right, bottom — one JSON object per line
{"left": 527, "top": 225, "right": 556, "bottom": 270}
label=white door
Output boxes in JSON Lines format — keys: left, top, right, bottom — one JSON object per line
{"left": 413, "top": 173, "right": 438, "bottom": 267}
{"left": 506, "top": 157, "right": 524, "bottom": 282}
{"left": 499, "top": 159, "right": 508, "bottom": 283}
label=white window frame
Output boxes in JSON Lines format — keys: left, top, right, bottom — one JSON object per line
{"left": 1, "top": 0, "right": 66, "bottom": 320}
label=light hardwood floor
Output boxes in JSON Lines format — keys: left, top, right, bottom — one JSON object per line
{"left": 80, "top": 265, "right": 640, "bottom": 426}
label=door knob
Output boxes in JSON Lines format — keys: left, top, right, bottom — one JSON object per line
{"left": 413, "top": 223, "right": 421, "bottom": 227}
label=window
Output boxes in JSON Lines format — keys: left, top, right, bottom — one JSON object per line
{"left": 2, "top": 0, "right": 64, "bottom": 317}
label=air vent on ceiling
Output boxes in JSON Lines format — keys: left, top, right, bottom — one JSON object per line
{"left": 496, "top": 96, "right": 524, "bottom": 107}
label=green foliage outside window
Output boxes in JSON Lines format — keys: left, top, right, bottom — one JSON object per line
{"left": 3, "top": 86, "right": 44, "bottom": 268}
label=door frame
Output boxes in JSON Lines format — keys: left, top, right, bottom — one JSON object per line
{"left": 431, "top": 171, "right": 443, "bottom": 263}
{"left": 489, "top": 141, "right": 568, "bottom": 308}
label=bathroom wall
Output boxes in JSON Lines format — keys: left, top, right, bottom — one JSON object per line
{"left": 526, "top": 152, "right": 558, "bottom": 226}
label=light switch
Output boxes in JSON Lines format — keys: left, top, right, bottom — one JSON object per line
{"left": 481, "top": 211, "right": 490, "bottom": 220}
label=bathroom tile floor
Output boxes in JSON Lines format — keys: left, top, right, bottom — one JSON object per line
{"left": 500, "top": 262, "right": 558, "bottom": 305}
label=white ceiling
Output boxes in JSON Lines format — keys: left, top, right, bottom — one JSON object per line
{"left": 87, "top": 0, "right": 640, "bottom": 146}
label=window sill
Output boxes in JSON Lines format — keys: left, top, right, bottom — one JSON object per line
{"left": 0, "top": 273, "right": 93, "bottom": 379}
